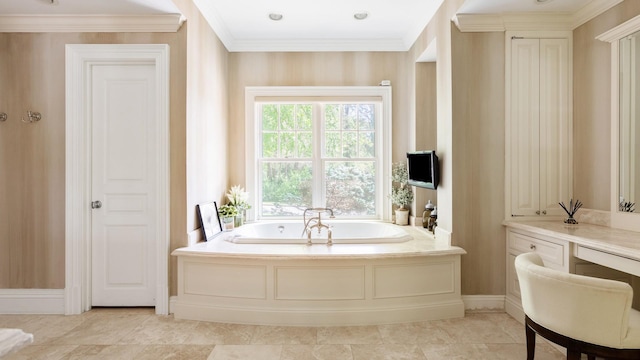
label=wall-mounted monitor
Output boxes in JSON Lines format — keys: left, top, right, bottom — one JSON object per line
{"left": 407, "top": 150, "right": 439, "bottom": 190}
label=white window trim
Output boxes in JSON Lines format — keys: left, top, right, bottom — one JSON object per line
{"left": 245, "top": 86, "right": 393, "bottom": 222}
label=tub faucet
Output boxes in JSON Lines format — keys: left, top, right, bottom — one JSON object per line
{"left": 301, "top": 207, "right": 335, "bottom": 245}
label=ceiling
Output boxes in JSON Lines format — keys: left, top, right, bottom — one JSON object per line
{"left": 0, "top": 0, "right": 602, "bottom": 51}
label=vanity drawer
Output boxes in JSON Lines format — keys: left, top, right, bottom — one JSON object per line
{"left": 575, "top": 245, "right": 640, "bottom": 278}
{"left": 508, "top": 231, "right": 566, "bottom": 270}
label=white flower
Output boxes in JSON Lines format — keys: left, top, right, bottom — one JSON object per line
{"left": 226, "top": 185, "right": 251, "bottom": 210}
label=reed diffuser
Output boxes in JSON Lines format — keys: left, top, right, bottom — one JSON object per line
{"left": 559, "top": 199, "right": 583, "bottom": 225}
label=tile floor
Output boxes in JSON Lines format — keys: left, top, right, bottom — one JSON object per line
{"left": 0, "top": 308, "right": 566, "bottom": 359}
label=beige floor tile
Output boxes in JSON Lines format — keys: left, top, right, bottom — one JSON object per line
{"left": 280, "top": 344, "right": 352, "bottom": 360}
{"left": 53, "top": 313, "right": 151, "bottom": 345}
{"left": 251, "top": 326, "right": 317, "bottom": 345}
{"left": 430, "top": 313, "right": 517, "bottom": 344}
{"left": 3, "top": 310, "right": 567, "bottom": 360}
{"left": 135, "top": 345, "right": 214, "bottom": 360}
{"left": 119, "top": 315, "right": 198, "bottom": 345}
{"left": 378, "top": 322, "right": 455, "bottom": 344}
{"left": 419, "top": 343, "right": 490, "bottom": 360}
{"left": 317, "top": 325, "right": 382, "bottom": 345}
{"left": 3, "top": 345, "right": 78, "bottom": 360}
{"left": 352, "top": 344, "right": 427, "bottom": 360}
{"left": 62, "top": 344, "right": 146, "bottom": 359}
{"left": 482, "top": 343, "right": 565, "bottom": 360}
{"left": 186, "top": 322, "right": 256, "bottom": 345}
{"left": 207, "top": 344, "right": 281, "bottom": 360}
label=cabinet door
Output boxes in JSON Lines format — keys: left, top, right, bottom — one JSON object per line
{"left": 510, "top": 39, "right": 541, "bottom": 216}
{"left": 508, "top": 37, "right": 571, "bottom": 217}
{"left": 539, "top": 39, "right": 571, "bottom": 216}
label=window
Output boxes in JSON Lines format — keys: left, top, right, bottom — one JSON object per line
{"left": 245, "top": 87, "right": 392, "bottom": 221}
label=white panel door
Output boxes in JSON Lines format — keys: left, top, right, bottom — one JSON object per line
{"left": 539, "top": 38, "right": 570, "bottom": 216}
{"left": 510, "top": 39, "right": 540, "bottom": 217}
{"left": 91, "top": 64, "right": 157, "bottom": 306}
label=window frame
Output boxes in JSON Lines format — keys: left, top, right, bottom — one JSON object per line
{"left": 245, "top": 86, "right": 392, "bottom": 222}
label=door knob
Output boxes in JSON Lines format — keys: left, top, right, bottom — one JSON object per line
{"left": 91, "top": 200, "right": 102, "bottom": 209}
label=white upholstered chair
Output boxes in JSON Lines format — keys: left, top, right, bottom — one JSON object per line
{"left": 514, "top": 252, "right": 640, "bottom": 360}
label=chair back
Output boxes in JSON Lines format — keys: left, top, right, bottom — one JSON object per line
{"left": 515, "top": 252, "right": 634, "bottom": 348}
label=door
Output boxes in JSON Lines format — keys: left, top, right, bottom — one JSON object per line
{"left": 509, "top": 37, "right": 571, "bottom": 217}
{"left": 91, "top": 63, "right": 157, "bottom": 306}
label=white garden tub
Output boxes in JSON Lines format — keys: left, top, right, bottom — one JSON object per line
{"left": 224, "top": 221, "right": 412, "bottom": 244}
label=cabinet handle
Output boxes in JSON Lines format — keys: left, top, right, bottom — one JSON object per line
{"left": 542, "top": 210, "right": 547, "bottom": 215}
{"left": 536, "top": 210, "right": 540, "bottom": 215}
{"left": 530, "top": 244, "right": 536, "bottom": 250}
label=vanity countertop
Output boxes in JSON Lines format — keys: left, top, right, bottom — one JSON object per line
{"left": 505, "top": 220, "right": 640, "bottom": 262}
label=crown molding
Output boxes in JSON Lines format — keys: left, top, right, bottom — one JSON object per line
{"left": 573, "top": 0, "right": 623, "bottom": 29}
{"left": 454, "top": 0, "right": 623, "bottom": 33}
{"left": 0, "top": 14, "right": 184, "bottom": 33}
{"left": 596, "top": 13, "right": 640, "bottom": 43}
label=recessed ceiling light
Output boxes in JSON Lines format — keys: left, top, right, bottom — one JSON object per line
{"left": 535, "top": 0, "right": 553, "bottom": 3}
{"left": 354, "top": 12, "right": 368, "bottom": 20}
{"left": 269, "top": 13, "right": 283, "bottom": 21}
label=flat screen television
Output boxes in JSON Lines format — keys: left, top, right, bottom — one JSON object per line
{"left": 406, "top": 150, "right": 439, "bottom": 190}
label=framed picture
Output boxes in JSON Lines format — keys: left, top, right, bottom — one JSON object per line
{"left": 196, "top": 201, "right": 223, "bottom": 241}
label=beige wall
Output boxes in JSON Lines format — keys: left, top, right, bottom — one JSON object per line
{"left": 573, "top": 1, "right": 640, "bottom": 210}
{"left": 451, "top": 28, "right": 506, "bottom": 294}
{"left": 0, "top": 0, "right": 230, "bottom": 295}
{"left": 227, "top": 52, "right": 412, "bottom": 184}
{"left": 0, "top": 31, "right": 187, "bottom": 289}
{"left": 171, "top": 0, "right": 229, "bottom": 295}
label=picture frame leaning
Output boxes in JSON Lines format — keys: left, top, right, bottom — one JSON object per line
{"left": 196, "top": 201, "right": 223, "bottom": 241}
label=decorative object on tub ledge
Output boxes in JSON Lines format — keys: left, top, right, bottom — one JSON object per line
{"left": 422, "top": 200, "right": 435, "bottom": 228}
{"left": 559, "top": 198, "right": 583, "bottom": 225}
{"left": 218, "top": 204, "right": 238, "bottom": 231}
{"left": 226, "top": 185, "right": 251, "bottom": 227}
{"left": 619, "top": 198, "right": 636, "bottom": 212}
{"left": 21, "top": 111, "right": 41, "bottom": 123}
{"left": 390, "top": 161, "right": 414, "bottom": 225}
{"left": 0, "top": 112, "right": 7, "bottom": 122}
{"left": 196, "top": 201, "right": 222, "bottom": 241}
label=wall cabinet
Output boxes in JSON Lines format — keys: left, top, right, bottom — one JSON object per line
{"left": 506, "top": 34, "right": 572, "bottom": 218}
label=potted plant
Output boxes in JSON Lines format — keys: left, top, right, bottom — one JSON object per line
{"left": 226, "top": 185, "right": 251, "bottom": 227}
{"left": 218, "top": 204, "right": 239, "bottom": 231}
{"left": 390, "top": 162, "right": 414, "bottom": 225}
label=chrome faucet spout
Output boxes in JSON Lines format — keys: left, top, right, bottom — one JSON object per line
{"left": 302, "top": 207, "right": 335, "bottom": 244}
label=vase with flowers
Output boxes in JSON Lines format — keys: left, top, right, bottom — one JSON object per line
{"left": 218, "top": 204, "right": 238, "bottom": 231}
{"left": 226, "top": 185, "right": 251, "bottom": 227}
{"left": 389, "top": 162, "right": 414, "bottom": 225}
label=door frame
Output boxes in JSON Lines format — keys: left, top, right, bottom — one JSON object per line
{"left": 65, "top": 44, "right": 170, "bottom": 315}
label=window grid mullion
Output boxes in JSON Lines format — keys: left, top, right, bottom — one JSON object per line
{"left": 313, "top": 103, "right": 323, "bottom": 208}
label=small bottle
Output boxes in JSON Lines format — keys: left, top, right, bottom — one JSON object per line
{"left": 422, "top": 200, "right": 435, "bottom": 228}
{"left": 428, "top": 206, "right": 437, "bottom": 233}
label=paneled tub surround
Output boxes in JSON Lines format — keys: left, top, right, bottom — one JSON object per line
{"left": 171, "top": 225, "right": 466, "bottom": 326}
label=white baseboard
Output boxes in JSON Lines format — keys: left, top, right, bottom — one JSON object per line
{"left": 462, "top": 295, "right": 505, "bottom": 311}
{"left": 0, "top": 289, "right": 65, "bottom": 314}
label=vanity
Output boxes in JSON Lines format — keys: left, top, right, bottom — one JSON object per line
{"left": 505, "top": 220, "right": 640, "bottom": 322}
{"left": 506, "top": 14, "right": 640, "bottom": 323}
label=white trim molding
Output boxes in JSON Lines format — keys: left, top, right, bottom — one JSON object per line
{"left": 462, "top": 295, "right": 506, "bottom": 312}
{"left": 0, "top": 14, "right": 184, "bottom": 33}
{"left": 65, "top": 44, "right": 170, "bottom": 315}
{"left": 244, "top": 86, "right": 393, "bottom": 222}
{"left": 454, "top": 0, "right": 623, "bottom": 33}
{"left": 598, "top": 14, "right": 640, "bottom": 233}
{"left": 0, "top": 289, "right": 65, "bottom": 314}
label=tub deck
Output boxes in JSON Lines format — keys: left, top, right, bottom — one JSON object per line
{"left": 171, "top": 225, "right": 466, "bottom": 326}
